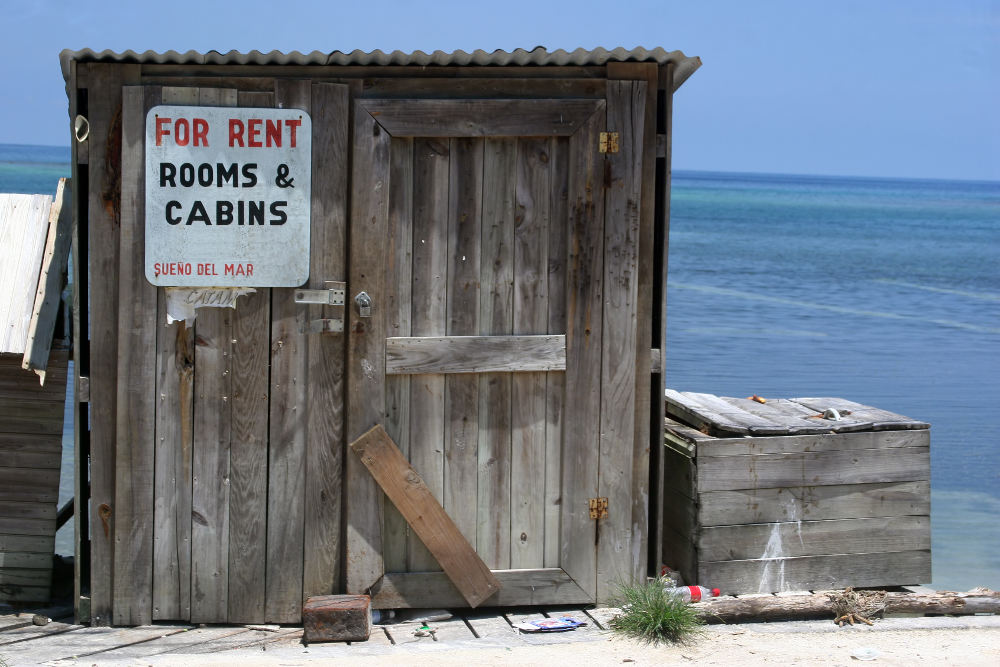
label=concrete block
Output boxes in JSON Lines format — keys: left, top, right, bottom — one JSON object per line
{"left": 302, "top": 594, "right": 372, "bottom": 643}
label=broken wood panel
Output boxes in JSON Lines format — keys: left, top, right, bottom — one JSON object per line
{"left": 693, "top": 428, "right": 930, "bottom": 458}
{"left": 350, "top": 425, "right": 500, "bottom": 607}
{"left": 302, "top": 82, "right": 350, "bottom": 604}
{"left": 702, "top": 550, "right": 932, "bottom": 595}
{"left": 84, "top": 61, "right": 141, "bottom": 627}
{"left": 543, "top": 136, "right": 568, "bottom": 569}
{"left": 223, "top": 89, "right": 273, "bottom": 626}
{"left": 372, "top": 568, "right": 587, "bottom": 609}
{"left": 386, "top": 335, "right": 565, "bottom": 374}
{"left": 699, "top": 515, "right": 931, "bottom": 562}
{"left": 559, "top": 102, "right": 606, "bottom": 601}
{"left": 344, "top": 100, "right": 391, "bottom": 595}
{"left": 510, "top": 136, "right": 550, "bottom": 569}
{"left": 477, "top": 137, "right": 515, "bottom": 569}
{"left": 406, "top": 135, "right": 450, "bottom": 573}
{"left": 382, "top": 136, "right": 414, "bottom": 574}
{"left": 264, "top": 79, "right": 310, "bottom": 623}
{"left": 597, "top": 80, "right": 646, "bottom": 600}
{"left": 696, "top": 446, "right": 930, "bottom": 492}
{"left": 361, "top": 98, "right": 604, "bottom": 137}
{"left": 112, "top": 83, "right": 159, "bottom": 626}
{"left": 443, "top": 137, "right": 482, "bottom": 547}
{"left": 698, "top": 481, "right": 932, "bottom": 527}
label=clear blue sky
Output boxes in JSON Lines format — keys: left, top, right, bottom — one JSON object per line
{"left": 2, "top": 0, "right": 997, "bottom": 180}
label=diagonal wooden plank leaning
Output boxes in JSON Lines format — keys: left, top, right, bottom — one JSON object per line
{"left": 348, "top": 424, "right": 501, "bottom": 608}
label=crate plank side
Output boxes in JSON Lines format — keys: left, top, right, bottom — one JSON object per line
{"left": 695, "top": 428, "right": 929, "bottom": 458}
{"left": 477, "top": 137, "right": 515, "bottom": 569}
{"left": 302, "top": 82, "right": 349, "bottom": 603}
{"left": 698, "top": 481, "right": 931, "bottom": 527}
{"left": 112, "top": 83, "right": 159, "bottom": 626}
{"left": 0, "top": 468, "right": 60, "bottom": 503}
{"left": 0, "top": 398, "right": 65, "bottom": 436}
{"left": 511, "top": 136, "right": 550, "bottom": 569}
{"left": 223, "top": 88, "right": 274, "bottom": 625}
{"left": 382, "top": 136, "right": 414, "bottom": 574}
{"left": 696, "top": 446, "right": 930, "bottom": 492}
{"left": 344, "top": 98, "right": 390, "bottom": 595}
{"left": 702, "top": 550, "right": 932, "bottom": 595}
{"left": 699, "top": 516, "right": 931, "bottom": 562}
{"left": 660, "top": 489, "right": 698, "bottom": 543}
{"left": 265, "top": 79, "right": 310, "bottom": 622}
{"left": 660, "top": 524, "right": 697, "bottom": 587}
{"left": 444, "top": 137, "right": 482, "bottom": 548}
{"left": 85, "top": 62, "right": 140, "bottom": 625}
{"left": 560, "top": 103, "right": 606, "bottom": 600}
{"left": 598, "top": 80, "right": 647, "bottom": 598}
{"left": 661, "top": 445, "right": 696, "bottom": 500}
{"left": 543, "top": 136, "right": 568, "bottom": 569}
{"left": 406, "top": 136, "right": 450, "bottom": 573}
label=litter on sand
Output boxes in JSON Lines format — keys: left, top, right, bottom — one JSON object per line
{"left": 513, "top": 617, "right": 587, "bottom": 632}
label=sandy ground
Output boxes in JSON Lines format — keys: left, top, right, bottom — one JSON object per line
{"left": 71, "top": 616, "right": 1000, "bottom": 666}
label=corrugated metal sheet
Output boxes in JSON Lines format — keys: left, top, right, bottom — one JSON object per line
{"left": 0, "top": 194, "right": 51, "bottom": 354}
{"left": 60, "top": 46, "right": 701, "bottom": 90}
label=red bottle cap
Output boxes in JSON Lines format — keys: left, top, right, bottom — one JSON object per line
{"left": 711, "top": 588, "right": 721, "bottom": 597}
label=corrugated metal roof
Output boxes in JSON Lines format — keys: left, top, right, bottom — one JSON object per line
{"left": 0, "top": 194, "right": 51, "bottom": 355}
{"left": 60, "top": 46, "right": 701, "bottom": 91}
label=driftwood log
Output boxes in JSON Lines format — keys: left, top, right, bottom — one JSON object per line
{"left": 699, "top": 589, "right": 999, "bottom": 624}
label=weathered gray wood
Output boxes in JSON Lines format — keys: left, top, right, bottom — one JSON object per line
{"left": 360, "top": 99, "right": 604, "bottom": 137}
{"left": 609, "top": 62, "right": 658, "bottom": 588}
{"left": 696, "top": 446, "right": 930, "bottom": 492}
{"left": 699, "top": 481, "right": 931, "bottom": 527}
{"left": 81, "top": 63, "right": 124, "bottom": 628}
{"left": 716, "top": 397, "right": 832, "bottom": 435}
{"left": 302, "top": 81, "right": 350, "bottom": 605}
{"left": 692, "top": 427, "right": 930, "bottom": 458}
{"left": 406, "top": 135, "right": 449, "bottom": 572}
{"left": 511, "top": 136, "right": 550, "bottom": 569}
{"left": 0, "top": 468, "right": 60, "bottom": 503}
{"left": 382, "top": 136, "right": 414, "bottom": 574}
{"left": 0, "top": 398, "right": 64, "bottom": 435}
{"left": 0, "top": 434, "right": 62, "bottom": 468}
{"left": 112, "top": 83, "right": 159, "bottom": 626}
{"left": 165, "top": 626, "right": 302, "bottom": 654}
{"left": 660, "top": 523, "right": 698, "bottom": 586}
{"left": 22, "top": 178, "right": 72, "bottom": 378}
{"left": 372, "top": 568, "right": 590, "bottom": 608}
{"left": 700, "top": 588, "right": 1000, "bottom": 624}
{"left": 702, "top": 550, "right": 932, "bottom": 595}
{"left": 560, "top": 102, "right": 606, "bottom": 601}
{"left": 792, "top": 397, "right": 930, "bottom": 431}
{"left": 444, "top": 136, "right": 482, "bottom": 547}
{"left": 0, "top": 534, "right": 53, "bottom": 554}
{"left": 0, "top": 516, "right": 56, "bottom": 536}
{"left": 222, "top": 88, "right": 274, "bottom": 625}
{"left": 350, "top": 425, "right": 501, "bottom": 607}
{"left": 68, "top": 58, "right": 84, "bottom": 623}
{"left": 265, "top": 79, "right": 310, "bottom": 623}
{"left": 386, "top": 335, "right": 566, "bottom": 374}
{"left": 360, "top": 77, "right": 606, "bottom": 99}
{"left": 0, "top": 354, "right": 67, "bottom": 399}
{"left": 543, "top": 137, "right": 568, "bottom": 569}
{"left": 665, "top": 390, "right": 796, "bottom": 436}
{"left": 699, "top": 516, "right": 931, "bottom": 562}
{"left": 84, "top": 626, "right": 252, "bottom": 658}
{"left": 0, "top": 619, "right": 81, "bottom": 645}
{"left": 477, "top": 137, "right": 515, "bottom": 569}
{"left": 344, "top": 99, "right": 391, "bottom": 594}
{"left": 0, "top": 624, "right": 191, "bottom": 663}
{"left": 597, "top": 80, "right": 646, "bottom": 600}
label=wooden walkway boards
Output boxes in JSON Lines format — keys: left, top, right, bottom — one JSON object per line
{"left": 0, "top": 605, "right": 617, "bottom": 665}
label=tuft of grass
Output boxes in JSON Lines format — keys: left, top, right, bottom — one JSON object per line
{"left": 609, "top": 579, "right": 705, "bottom": 644}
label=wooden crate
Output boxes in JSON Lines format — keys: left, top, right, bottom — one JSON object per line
{"left": 660, "top": 391, "right": 931, "bottom": 595}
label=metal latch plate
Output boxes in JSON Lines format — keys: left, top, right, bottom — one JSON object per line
{"left": 295, "top": 281, "right": 346, "bottom": 306}
{"left": 302, "top": 318, "right": 344, "bottom": 334}
{"left": 588, "top": 497, "right": 608, "bottom": 519}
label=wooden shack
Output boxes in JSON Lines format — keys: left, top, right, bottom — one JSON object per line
{"left": 661, "top": 391, "right": 932, "bottom": 594}
{"left": 0, "top": 181, "right": 72, "bottom": 604}
{"left": 59, "top": 46, "right": 701, "bottom": 625}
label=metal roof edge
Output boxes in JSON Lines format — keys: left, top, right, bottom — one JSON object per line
{"left": 60, "top": 46, "right": 700, "bottom": 91}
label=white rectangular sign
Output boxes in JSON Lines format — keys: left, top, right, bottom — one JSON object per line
{"left": 145, "top": 105, "right": 311, "bottom": 286}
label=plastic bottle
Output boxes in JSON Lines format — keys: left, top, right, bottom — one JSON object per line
{"left": 371, "top": 609, "right": 396, "bottom": 624}
{"left": 665, "top": 585, "right": 720, "bottom": 602}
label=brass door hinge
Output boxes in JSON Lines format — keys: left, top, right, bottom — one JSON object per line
{"left": 588, "top": 497, "right": 608, "bottom": 519}
{"left": 599, "top": 132, "right": 619, "bottom": 154}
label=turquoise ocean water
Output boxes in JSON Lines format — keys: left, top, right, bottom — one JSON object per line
{"left": 3, "top": 144, "right": 997, "bottom": 591}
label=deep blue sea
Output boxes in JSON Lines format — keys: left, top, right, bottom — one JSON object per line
{"left": 3, "top": 144, "right": 997, "bottom": 591}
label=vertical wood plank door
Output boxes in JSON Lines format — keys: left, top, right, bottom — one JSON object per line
{"left": 346, "top": 87, "right": 647, "bottom": 607}
{"left": 116, "top": 82, "right": 349, "bottom": 624}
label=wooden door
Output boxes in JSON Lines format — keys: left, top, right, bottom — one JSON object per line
{"left": 110, "top": 81, "right": 349, "bottom": 625}
{"left": 345, "top": 83, "right": 647, "bottom": 606}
